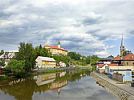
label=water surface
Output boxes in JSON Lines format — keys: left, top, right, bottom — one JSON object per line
{"left": 0, "top": 70, "right": 118, "bottom": 100}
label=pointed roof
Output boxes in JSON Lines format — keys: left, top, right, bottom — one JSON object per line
{"left": 120, "top": 33, "right": 124, "bottom": 48}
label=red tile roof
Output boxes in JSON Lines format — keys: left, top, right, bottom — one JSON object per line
{"left": 114, "top": 56, "right": 121, "bottom": 60}
{"left": 49, "top": 46, "right": 58, "bottom": 48}
{"left": 113, "top": 53, "right": 134, "bottom": 61}
{"left": 123, "top": 53, "right": 134, "bottom": 60}
{"left": 47, "top": 46, "right": 67, "bottom": 51}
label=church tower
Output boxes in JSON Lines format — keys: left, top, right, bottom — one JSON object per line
{"left": 120, "top": 34, "right": 125, "bottom": 57}
{"left": 58, "top": 41, "right": 61, "bottom": 48}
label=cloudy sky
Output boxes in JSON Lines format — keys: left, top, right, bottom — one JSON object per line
{"left": 0, "top": 0, "right": 134, "bottom": 57}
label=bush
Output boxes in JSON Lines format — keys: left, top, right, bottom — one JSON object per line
{"left": 0, "top": 59, "right": 5, "bottom": 66}
{"left": 6, "top": 59, "right": 25, "bottom": 78}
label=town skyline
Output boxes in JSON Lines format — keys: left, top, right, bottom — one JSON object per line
{"left": 0, "top": 0, "right": 134, "bottom": 57}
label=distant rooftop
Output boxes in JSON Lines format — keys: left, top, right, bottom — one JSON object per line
{"left": 45, "top": 45, "right": 67, "bottom": 51}
{"left": 114, "top": 53, "right": 134, "bottom": 61}
{"left": 36, "top": 56, "right": 56, "bottom": 62}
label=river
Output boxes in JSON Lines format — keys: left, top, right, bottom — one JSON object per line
{"left": 0, "top": 70, "right": 118, "bottom": 100}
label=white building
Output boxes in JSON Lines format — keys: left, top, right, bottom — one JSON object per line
{"left": 35, "top": 56, "right": 56, "bottom": 68}
{"left": 59, "top": 61, "right": 66, "bottom": 67}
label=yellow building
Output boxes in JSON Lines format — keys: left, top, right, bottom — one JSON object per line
{"left": 44, "top": 42, "right": 68, "bottom": 56}
{"left": 35, "top": 56, "right": 56, "bottom": 68}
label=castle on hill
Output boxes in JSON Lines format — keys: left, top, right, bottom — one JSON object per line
{"left": 44, "top": 41, "right": 68, "bottom": 56}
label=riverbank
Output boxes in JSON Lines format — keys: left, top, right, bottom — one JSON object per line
{"left": 32, "top": 66, "right": 92, "bottom": 75}
{"left": 0, "top": 67, "right": 91, "bottom": 86}
{"left": 91, "top": 72, "right": 134, "bottom": 100}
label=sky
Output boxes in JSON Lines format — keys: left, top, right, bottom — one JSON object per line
{"left": 0, "top": 0, "right": 134, "bottom": 57}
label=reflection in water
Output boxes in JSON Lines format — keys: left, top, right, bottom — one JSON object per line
{"left": 0, "top": 70, "right": 118, "bottom": 100}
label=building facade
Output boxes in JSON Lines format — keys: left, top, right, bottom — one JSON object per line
{"left": 96, "top": 34, "right": 134, "bottom": 82}
{"left": 36, "top": 56, "right": 56, "bottom": 68}
{"left": 44, "top": 42, "right": 68, "bottom": 56}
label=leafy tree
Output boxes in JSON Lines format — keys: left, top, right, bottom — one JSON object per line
{"left": 0, "top": 59, "right": 5, "bottom": 66}
{"left": 85, "top": 56, "right": 91, "bottom": 64}
{"left": 53, "top": 55, "right": 70, "bottom": 66}
{"left": 0, "top": 50, "right": 4, "bottom": 55}
{"left": 34, "top": 44, "right": 50, "bottom": 58}
{"left": 6, "top": 59, "right": 25, "bottom": 77}
{"left": 16, "top": 43, "right": 51, "bottom": 72}
{"left": 68, "top": 52, "right": 81, "bottom": 60}
{"left": 16, "top": 42, "right": 35, "bottom": 72}
{"left": 90, "top": 55, "right": 101, "bottom": 65}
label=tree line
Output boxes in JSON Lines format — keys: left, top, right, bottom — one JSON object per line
{"left": 0, "top": 42, "right": 101, "bottom": 78}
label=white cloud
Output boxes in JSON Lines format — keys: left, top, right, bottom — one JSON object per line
{"left": 0, "top": 0, "right": 134, "bottom": 57}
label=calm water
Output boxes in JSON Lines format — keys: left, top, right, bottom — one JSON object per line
{"left": 0, "top": 70, "right": 118, "bottom": 100}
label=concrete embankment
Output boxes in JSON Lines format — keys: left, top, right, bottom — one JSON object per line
{"left": 91, "top": 72, "right": 134, "bottom": 100}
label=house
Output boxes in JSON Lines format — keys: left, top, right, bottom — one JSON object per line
{"left": 35, "top": 56, "right": 56, "bottom": 68}
{"left": 96, "top": 57, "right": 113, "bottom": 73}
{"left": 0, "top": 51, "right": 16, "bottom": 66}
{"left": 112, "top": 69, "right": 132, "bottom": 82}
{"left": 44, "top": 42, "right": 68, "bottom": 56}
{"left": 96, "top": 64, "right": 106, "bottom": 73}
{"left": 59, "top": 61, "right": 66, "bottom": 67}
{"left": 96, "top": 34, "right": 134, "bottom": 82}
{"left": 0, "top": 52, "right": 16, "bottom": 59}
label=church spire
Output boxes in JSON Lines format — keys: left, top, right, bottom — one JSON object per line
{"left": 120, "top": 34, "right": 125, "bottom": 57}
{"left": 121, "top": 33, "right": 123, "bottom": 47}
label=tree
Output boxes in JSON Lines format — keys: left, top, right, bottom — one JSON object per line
{"left": 16, "top": 42, "right": 35, "bottom": 72}
{"left": 6, "top": 59, "right": 25, "bottom": 77}
{"left": 85, "top": 56, "right": 91, "bottom": 64}
{"left": 68, "top": 52, "right": 81, "bottom": 60}
{"left": 34, "top": 45, "right": 50, "bottom": 58}
{"left": 0, "top": 59, "right": 5, "bottom": 66}
{"left": 53, "top": 55, "right": 70, "bottom": 66}
{"left": 0, "top": 50, "right": 4, "bottom": 55}
{"left": 90, "top": 55, "right": 101, "bottom": 65}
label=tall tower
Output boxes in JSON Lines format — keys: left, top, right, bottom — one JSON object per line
{"left": 120, "top": 34, "right": 125, "bottom": 57}
{"left": 58, "top": 41, "right": 61, "bottom": 48}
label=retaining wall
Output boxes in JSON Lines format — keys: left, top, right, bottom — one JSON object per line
{"left": 91, "top": 72, "right": 134, "bottom": 100}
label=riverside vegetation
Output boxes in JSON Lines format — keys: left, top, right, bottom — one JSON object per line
{"left": 0, "top": 42, "right": 100, "bottom": 79}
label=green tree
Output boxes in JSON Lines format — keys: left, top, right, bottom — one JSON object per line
{"left": 0, "top": 59, "right": 5, "bottom": 66}
{"left": 34, "top": 45, "right": 50, "bottom": 58}
{"left": 85, "top": 56, "right": 91, "bottom": 64}
{"left": 53, "top": 55, "right": 70, "bottom": 66}
{"left": 6, "top": 59, "right": 25, "bottom": 77}
{"left": 16, "top": 42, "right": 35, "bottom": 72}
{"left": 68, "top": 52, "right": 81, "bottom": 60}
{"left": 0, "top": 50, "right": 4, "bottom": 55}
{"left": 90, "top": 55, "right": 101, "bottom": 65}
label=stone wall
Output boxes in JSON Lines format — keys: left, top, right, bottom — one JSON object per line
{"left": 91, "top": 72, "right": 134, "bottom": 100}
